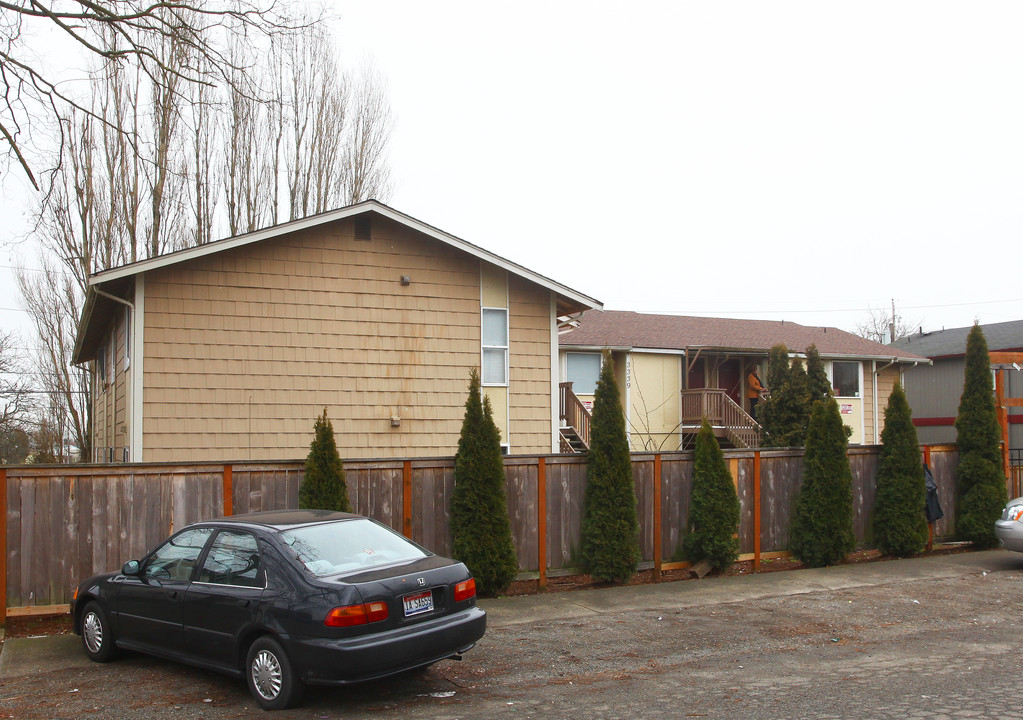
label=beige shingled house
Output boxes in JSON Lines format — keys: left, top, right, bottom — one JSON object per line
{"left": 73, "top": 201, "right": 601, "bottom": 463}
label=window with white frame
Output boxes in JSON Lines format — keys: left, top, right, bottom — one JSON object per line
{"left": 831, "top": 361, "right": 860, "bottom": 397}
{"left": 481, "top": 308, "right": 508, "bottom": 385}
{"left": 566, "top": 352, "right": 601, "bottom": 394}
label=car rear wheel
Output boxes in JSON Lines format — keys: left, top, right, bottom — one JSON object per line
{"left": 80, "top": 601, "right": 118, "bottom": 662}
{"left": 246, "top": 636, "right": 303, "bottom": 710}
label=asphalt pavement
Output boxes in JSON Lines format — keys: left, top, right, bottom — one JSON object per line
{"left": 3, "top": 547, "right": 1020, "bottom": 681}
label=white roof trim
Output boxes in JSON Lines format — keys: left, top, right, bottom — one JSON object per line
{"left": 88, "top": 200, "right": 602, "bottom": 310}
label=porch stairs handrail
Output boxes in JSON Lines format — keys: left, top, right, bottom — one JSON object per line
{"left": 559, "top": 382, "right": 591, "bottom": 452}
{"left": 680, "top": 389, "right": 762, "bottom": 449}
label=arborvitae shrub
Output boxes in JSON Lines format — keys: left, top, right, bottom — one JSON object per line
{"left": 450, "top": 368, "right": 519, "bottom": 596}
{"left": 299, "top": 408, "right": 352, "bottom": 512}
{"left": 805, "top": 344, "right": 832, "bottom": 402}
{"left": 790, "top": 398, "right": 855, "bottom": 567}
{"left": 873, "top": 384, "right": 928, "bottom": 556}
{"left": 685, "top": 420, "right": 740, "bottom": 570}
{"left": 763, "top": 355, "right": 812, "bottom": 448}
{"left": 580, "top": 350, "right": 640, "bottom": 583}
{"left": 955, "top": 324, "right": 1007, "bottom": 547}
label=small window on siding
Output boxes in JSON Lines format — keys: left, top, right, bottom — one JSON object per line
{"left": 832, "top": 361, "right": 860, "bottom": 397}
{"left": 482, "top": 308, "right": 508, "bottom": 385}
{"left": 566, "top": 353, "right": 602, "bottom": 394}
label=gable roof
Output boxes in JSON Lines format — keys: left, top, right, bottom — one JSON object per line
{"left": 561, "top": 310, "right": 928, "bottom": 362}
{"left": 889, "top": 319, "right": 1023, "bottom": 359}
{"left": 73, "top": 200, "right": 602, "bottom": 363}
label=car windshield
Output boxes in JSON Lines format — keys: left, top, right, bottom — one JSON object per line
{"left": 280, "top": 518, "right": 429, "bottom": 576}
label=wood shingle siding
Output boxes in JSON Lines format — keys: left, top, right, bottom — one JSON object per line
{"left": 135, "top": 217, "right": 560, "bottom": 461}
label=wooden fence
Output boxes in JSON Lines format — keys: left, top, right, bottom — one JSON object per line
{"left": 0, "top": 444, "right": 961, "bottom": 618}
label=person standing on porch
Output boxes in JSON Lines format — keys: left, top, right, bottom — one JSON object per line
{"left": 747, "top": 368, "right": 767, "bottom": 417}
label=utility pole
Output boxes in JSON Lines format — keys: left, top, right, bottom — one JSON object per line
{"left": 889, "top": 298, "right": 896, "bottom": 344}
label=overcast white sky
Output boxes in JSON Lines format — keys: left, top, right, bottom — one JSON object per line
{"left": 3, "top": 1, "right": 1023, "bottom": 345}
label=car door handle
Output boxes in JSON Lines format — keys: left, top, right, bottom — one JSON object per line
{"left": 167, "top": 590, "right": 179, "bottom": 600}
{"left": 238, "top": 599, "right": 251, "bottom": 608}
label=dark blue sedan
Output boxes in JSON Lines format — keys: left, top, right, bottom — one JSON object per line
{"left": 70, "top": 509, "right": 486, "bottom": 710}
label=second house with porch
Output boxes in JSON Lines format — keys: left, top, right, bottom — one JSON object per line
{"left": 558, "top": 310, "right": 928, "bottom": 451}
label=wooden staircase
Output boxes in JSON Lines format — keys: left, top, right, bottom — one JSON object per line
{"left": 559, "top": 426, "right": 588, "bottom": 453}
{"left": 559, "top": 382, "right": 591, "bottom": 453}
{"left": 680, "top": 389, "right": 762, "bottom": 449}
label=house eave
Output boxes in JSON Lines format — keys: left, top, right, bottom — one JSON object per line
{"left": 87, "top": 200, "right": 603, "bottom": 313}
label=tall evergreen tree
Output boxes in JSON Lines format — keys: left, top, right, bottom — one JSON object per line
{"left": 805, "top": 344, "right": 832, "bottom": 402}
{"left": 954, "top": 324, "right": 1007, "bottom": 547}
{"left": 580, "top": 350, "right": 640, "bottom": 583}
{"left": 299, "top": 409, "right": 352, "bottom": 512}
{"left": 762, "top": 355, "right": 812, "bottom": 448}
{"left": 790, "top": 399, "right": 855, "bottom": 566}
{"left": 450, "top": 368, "right": 519, "bottom": 596}
{"left": 685, "top": 420, "right": 741, "bottom": 570}
{"left": 873, "top": 384, "right": 928, "bottom": 556}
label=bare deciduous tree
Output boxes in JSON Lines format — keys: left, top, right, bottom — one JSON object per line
{"left": 0, "top": 330, "right": 35, "bottom": 440}
{"left": 16, "top": 260, "right": 91, "bottom": 460}
{"left": 0, "top": 0, "right": 297, "bottom": 188}
{"left": 855, "top": 303, "right": 918, "bottom": 345}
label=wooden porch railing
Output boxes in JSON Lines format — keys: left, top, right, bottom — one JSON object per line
{"left": 680, "top": 389, "right": 762, "bottom": 448}
{"left": 559, "top": 382, "right": 592, "bottom": 450}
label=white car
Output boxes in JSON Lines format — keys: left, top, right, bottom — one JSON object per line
{"left": 994, "top": 497, "right": 1023, "bottom": 552}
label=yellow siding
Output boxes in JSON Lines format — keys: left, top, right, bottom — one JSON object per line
{"left": 628, "top": 353, "right": 682, "bottom": 451}
{"left": 871, "top": 364, "right": 902, "bottom": 444}
{"left": 481, "top": 264, "right": 507, "bottom": 308}
{"left": 483, "top": 386, "right": 509, "bottom": 445}
{"left": 140, "top": 216, "right": 553, "bottom": 461}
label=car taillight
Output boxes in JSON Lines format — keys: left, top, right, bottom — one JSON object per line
{"left": 454, "top": 578, "right": 476, "bottom": 602}
{"left": 324, "top": 601, "right": 389, "bottom": 627}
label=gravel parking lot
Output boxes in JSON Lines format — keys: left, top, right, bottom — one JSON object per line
{"left": 3, "top": 550, "right": 1023, "bottom": 719}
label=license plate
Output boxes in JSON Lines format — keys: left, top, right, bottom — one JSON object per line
{"left": 402, "top": 590, "right": 434, "bottom": 617}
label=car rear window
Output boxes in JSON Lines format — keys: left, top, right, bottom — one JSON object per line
{"left": 280, "top": 518, "right": 428, "bottom": 576}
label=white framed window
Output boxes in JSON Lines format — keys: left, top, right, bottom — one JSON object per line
{"left": 481, "top": 307, "right": 508, "bottom": 385}
{"left": 566, "top": 352, "right": 602, "bottom": 394}
{"left": 830, "top": 361, "right": 861, "bottom": 398}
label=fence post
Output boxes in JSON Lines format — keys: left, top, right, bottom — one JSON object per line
{"left": 402, "top": 460, "right": 413, "bottom": 539}
{"left": 753, "top": 451, "right": 761, "bottom": 572}
{"left": 538, "top": 457, "right": 547, "bottom": 590}
{"left": 0, "top": 467, "right": 6, "bottom": 625}
{"left": 653, "top": 453, "right": 662, "bottom": 580}
{"left": 222, "top": 464, "right": 233, "bottom": 517}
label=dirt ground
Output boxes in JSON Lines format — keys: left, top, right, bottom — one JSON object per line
{"left": 6, "top": 545, "right": 970, "bottom": 641}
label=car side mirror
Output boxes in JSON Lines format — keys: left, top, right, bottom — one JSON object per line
{"left": 122, "top": 560, "right": 141, "bottom": 576}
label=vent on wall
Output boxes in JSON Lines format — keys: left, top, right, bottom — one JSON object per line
{"left": 354, "top": 216, "right": 372, "bottom": 242}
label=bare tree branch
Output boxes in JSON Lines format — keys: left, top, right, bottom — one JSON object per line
{"left": 1, "top": 0, "right": 306, "bottom": 184}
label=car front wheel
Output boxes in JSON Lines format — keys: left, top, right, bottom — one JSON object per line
{"left": 80, "top": 601, "right": 118, "bottom": 662}
{"left": 246, "top": 636, "right": 303, "bottom": 710}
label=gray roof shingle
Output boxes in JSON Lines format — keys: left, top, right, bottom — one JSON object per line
{"left": 889, "top": 319, "right": 1023, "bottom": 358}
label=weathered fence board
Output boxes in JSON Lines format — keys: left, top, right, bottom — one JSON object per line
{"left": 1, "top": 445, "right": 964, "bottom": 613}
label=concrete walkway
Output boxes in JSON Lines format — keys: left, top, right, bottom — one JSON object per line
{"left": 3, "top": 549, "right": 1020, "bottom": 680}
